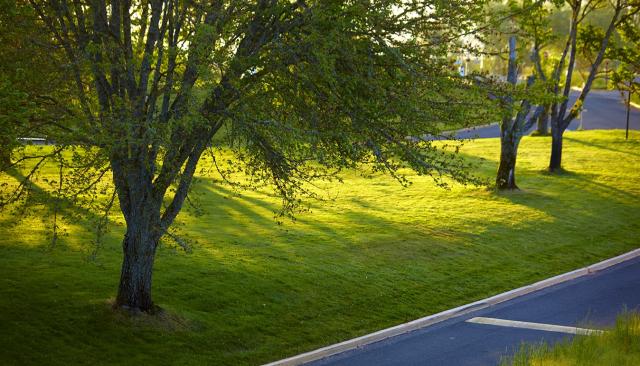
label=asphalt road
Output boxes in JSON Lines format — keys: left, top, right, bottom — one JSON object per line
{"left": 309, "top": 256, "right": 640, "bottom": 366}
{"left": 454, "top": 90, "right": 639, "bottom": 139}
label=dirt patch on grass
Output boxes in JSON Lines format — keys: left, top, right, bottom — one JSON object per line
{"left": 106, "top": 299, "right": 194, "bottom": 332}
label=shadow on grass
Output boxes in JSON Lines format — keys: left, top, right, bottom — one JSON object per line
{"left": 2, "top": 143, "right": 640, "bottom": 365}
{"left": 564, "top": 136, "right": 640, "bottom": 158}
{"left": 0, "top": 168, "right": 124, "bottom": 255}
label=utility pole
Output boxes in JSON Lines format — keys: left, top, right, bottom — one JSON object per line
{"left": 579, "top": 109, "right": 587, "bottom": 130}
{"left": 626, "top": 89, "right": 631, "bottom": 140}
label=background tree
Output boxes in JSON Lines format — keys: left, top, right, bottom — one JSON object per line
{"left": 1, "top": 0, "right": 494, "bottom": 313}
{"left": 514, "top": 0, "right": 560, "bottom": 136}
{"left": 0, "top": 0, "right": 72, "bottom": 170}
{"left": 547, "top": 0, "right": 639, "bottom": 172}
{"left": 494, "top": 36, "right": 545, "bottom": 190}
{"left": 611, "top": 12, "right": 640, "bottom": 138}
{"left": 611, "top": 13, "right": 640, "bottom": 94}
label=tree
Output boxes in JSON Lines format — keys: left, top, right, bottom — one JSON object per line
{"left": 611, "top": 13, "right": 640, "bottom": 138}
{"left": 495, "top": 36, "right": 544, "bottom": 190}
{"left": 547, "top": 0, "right": 639, "bottom": 171}
{"left": 611, "top": 13, "right": 640, "bottom": 98}
{"left": 0, "top": 0, "right": 72, "bottom": 170}
{"left": 2, "top": 0, "right": 493, "bottom": 313}
{"left": 475, "top": 4, "right": 551, "bottom": 190}
{"left": 512, "top": 0, "right": 559, "bottom": 136}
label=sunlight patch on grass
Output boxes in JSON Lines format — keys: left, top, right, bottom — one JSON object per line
{"left": 0, "top": 130, "right": 639, "bottom": 365}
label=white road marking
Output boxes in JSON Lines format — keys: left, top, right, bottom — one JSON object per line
{"left": 466, "top": 317, "right": 604, "bottom": 336}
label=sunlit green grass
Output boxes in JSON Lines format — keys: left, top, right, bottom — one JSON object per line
{"left": 1, "top": 130, "right": 639, "bottom": 365}
{"left": 502, "top": 312, "right": 640, "bottom": 366}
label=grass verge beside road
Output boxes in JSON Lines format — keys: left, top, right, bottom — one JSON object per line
{"left": 502, "top": 312, "right": 640, "bottom": 366}
{"left": 1, "top": 130, "right": 639, "bottom": 365}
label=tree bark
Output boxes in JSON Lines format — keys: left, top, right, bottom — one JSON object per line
{"left": 115, "top": 221, "right": 159, "bottom": 313}
{"left": 535, "top": 106, "right": 550, "bottom": 135}
{"left": 496, "top": 36, "right": 521, "bottom": 191}
{"left": 0, "top": 148, "right": 10, "bottom": 171}
{"left": 549, "top": 127, "right": 563, "bottom": 172}
{"left": 546, "top": 1, "right": 624, "bottom": 172}
{"left": 496, "top": 135, "right": 520, "bottom": 190}
{"left": 111, "top": 159, "right": 162, "bottom": 313}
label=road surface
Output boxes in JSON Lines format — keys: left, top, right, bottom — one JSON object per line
{"left": 310, "top": 255, "right": 640, "bottom": 366}
{"left": 454, "top": 90, "right": 639, "bottom": 139}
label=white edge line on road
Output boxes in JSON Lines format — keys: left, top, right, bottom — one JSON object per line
{"left": 262, "top": 247, "right": 640, "bottom": 366}
{"left": 466, "top": 317, "right": 604, "bottom": 336}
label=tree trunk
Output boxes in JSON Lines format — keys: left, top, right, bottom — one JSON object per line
{"left": 535, "top": 106, "right": 549, "bottom": 135}
{"left": 496, "top": 135, "right": 520, "bottom": 190}
{"left": 549, "top": 127, "right": 563, "bottom": 172}
{"left": 0, "top": 148, "right": 10, "bottom": 171}
{"left": 546, "top": 2, "right": 621, "bottom": 171}
{"left": 115, "top": 220, "right": 159, "bottom": 313}
{"left": 0, "top": 133, "right": 12, "bottom": 170}
{"left": 496, "top": 36, "right": 521, "bottom": 191}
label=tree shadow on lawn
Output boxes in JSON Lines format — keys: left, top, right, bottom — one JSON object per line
{"left": 564, "top": 135, "right": 640, "bottom": 158}
{"left": 114, "top": 153, "right": 640, "bottom": 293}
{"left": 170, "top": 155, "right": 630, "bottom": 277}
{"left": 4, "top": 171, "right": 639, "bottom": 366}
{"left": 3, "top": 151, "right": 638, "bottom": 280}
{"left": 178, "top": 178, "right": 452, "bottom": 263}
{"left": 2, "top": 155, "right": 640, "bottom": 365}
{"left": 451, "top": 143, "right": 639, "bottom": 211}
{"left": 0, "top": 168, "right": 125, "bottom": 253}
{"left": 439, "top": 147, "right": 640, "bottom": 260}
{"left": 179, "top": 169, "right": 640, "bottom": 286}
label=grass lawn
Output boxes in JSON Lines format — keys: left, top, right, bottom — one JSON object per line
{"left": 502, "top": 312, "right": 640, "bottom": 366}
{"left": 1, "top": 130, "right": 639, "bottom": 365}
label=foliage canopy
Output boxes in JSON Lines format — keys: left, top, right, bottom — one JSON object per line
{"left": 0, "top": 0, "right": 498, "bottom": 311}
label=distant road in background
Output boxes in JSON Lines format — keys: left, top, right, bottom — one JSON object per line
{"left": 453, "top": 90, "right": 639, "bottom": 139}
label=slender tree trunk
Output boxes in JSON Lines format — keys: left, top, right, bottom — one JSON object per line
{"left": 549, "top": 126, "right": 563, "bottom": 172}
{"left": 115, "top": 221, "right": 159, "bottom": 312}
{"left": 536, "top": 106, "right": 550, "bottom": 135}
{"left": 496, "top": 36, "right": 521, "bottom": 191}
{"left": 496, "top": 134, "right": 520, "bottom": 190}
{"left": 0, "top": 148, "right": 10, "bottom": 170}
{"left": 547, "top": 1, "right": 622, "bottom": 171}
{"left": 0, "top": 133, "right": 12, "bottom": 170}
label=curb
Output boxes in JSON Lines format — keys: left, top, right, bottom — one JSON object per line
{"left": 445, "top": 122, "right": 500, "bottom": 136}
{"left": 263, "top": 248, "right": 640, "bottom": 366}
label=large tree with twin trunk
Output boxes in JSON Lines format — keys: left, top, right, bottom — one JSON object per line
{"left": 3, "top": 0, "right": 494, "bottom": 312}
{"left": 495, "top": 36, "right": 545, "bottom": 190}
{"left": 546, "top": 0, "right": 639, "bottom": 171}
